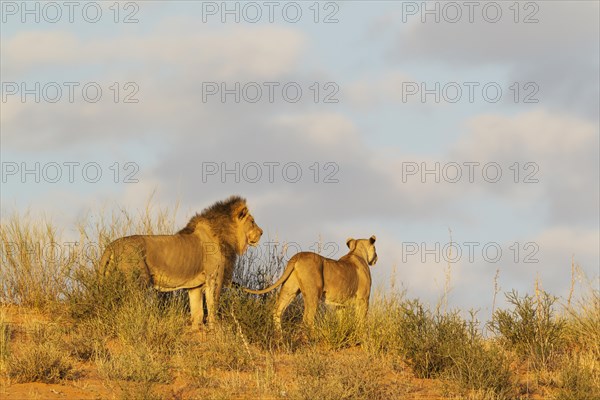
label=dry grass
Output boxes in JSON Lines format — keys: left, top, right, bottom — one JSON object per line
{"left": 6, "top": 321, "right": 74, "bottom": 384}
{"left": 1, "top": 205, "right": 598, "bottom": 399}
{"left": 291, "top": 349, "right": 402, "bottom": 400}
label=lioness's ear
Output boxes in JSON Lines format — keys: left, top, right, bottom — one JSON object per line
{"left": 370, "top": 235, "right": 376, "bottom": 244}
{"left": 237, "top": 206, "right": 248, "bottom": 220}
{"left": 346, "top": 238, "right": 356, "bottom": 250}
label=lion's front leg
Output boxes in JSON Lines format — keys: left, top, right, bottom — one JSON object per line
{"left": 205, "top": 272, "right": 223, "bottom": 329}
{"left": 188, "top": 286, "right": 204, "bottom": 330}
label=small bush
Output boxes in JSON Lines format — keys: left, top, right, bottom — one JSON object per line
{"left": 312, "top": 306, "right": 363, "bottom": 350}
{"left": 178, "top": 348, "right": 214, "bottom": 388}
{"left": 488, "top": 290, "right": 565, "bottom": 370}
{"left": 117, "top": 381, "right": 164, "bottom": 400}
{"left": 203, "top": 328, "right": 253, "bottom": 372}
{"left": 7, "top": 322, "right": 73, "bottom": 383}
{"left": 391, "top": 299, "right": 468, "bottom": 378}
{"left": 219, "top": 287, "right": 278, "bottom": 349}
{"left": 112, "top": 290, "right": 187, "bottom": 354}
{"left": 8, "top": 341, "right": 74, "bottom": 383}
{"left": 292, "top": 350, "right": 398, "bottom": 400}
{"left": 99, "top": 343, "right": 172, "bottom": 383}
{"left": 446, "top": 339, "right": 516, "bottom": 399}
{"left": 361, "top": 293, "right": 406, "bottom": 355}
{"left": 65, "top": 263, "right": 124, "bottom": 321}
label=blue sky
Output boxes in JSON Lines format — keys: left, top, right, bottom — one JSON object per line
{"left": 1, "top": 1, "right": 599, "bottom": 319}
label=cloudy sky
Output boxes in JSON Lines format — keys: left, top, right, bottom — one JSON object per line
{"left": 1, "top": 1, "right": 598, "bottom": 318}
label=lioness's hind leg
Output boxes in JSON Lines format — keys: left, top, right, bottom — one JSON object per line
{"left": 302, "top": 293, "right": 322, "bottom": 328}
{"left": 298, "top": 275, "right": 323, "bottom": 329}
{"left": 274, "top": 280, "right": 300, "bottom": 332}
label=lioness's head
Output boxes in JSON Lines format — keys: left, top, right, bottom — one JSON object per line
{"left": 346, "top": 235, "right": 378, "bottom": 266}
{"left": 233, "top": 202, "right": 263, "bottom": 254}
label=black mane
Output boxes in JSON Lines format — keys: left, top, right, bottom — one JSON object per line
{"left": 178, "top": 195, "right": 246, "bottom": 235}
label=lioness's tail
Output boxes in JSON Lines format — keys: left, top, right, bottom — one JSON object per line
{"left": 243, "top": 256, "right": 297, "bottom": 295}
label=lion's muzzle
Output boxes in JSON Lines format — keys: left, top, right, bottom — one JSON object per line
{"left": 248, "top": 227, "right": 263, "bottom": 246}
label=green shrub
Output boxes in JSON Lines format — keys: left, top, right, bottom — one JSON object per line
{"left": 392, "top": 300, "right": 467, "bottom": 378}
{"left": 489, "top": 290, "right": 565, "bottom": 370}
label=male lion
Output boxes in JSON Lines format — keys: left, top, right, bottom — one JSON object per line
{"left": 244, "top": 236, "right": 377, "bottom": 331}
{"left": 99, "top": 196, "right": 263, "bottom": 329}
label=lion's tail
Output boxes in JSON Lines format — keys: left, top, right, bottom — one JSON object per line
{"left": 243, "top": 256, "right": 297, "bottom": 295}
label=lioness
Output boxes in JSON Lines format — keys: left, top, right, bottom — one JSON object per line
{"left": 245, "top": 236, "right": 377, "bottom": 331}
{"left": 99, "top": 196, "right": 263, "bottom": 329}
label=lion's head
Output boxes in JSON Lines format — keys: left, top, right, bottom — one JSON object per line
{"left": 231, "top": 201, "right": 263, "bottom": 254}
{"left": 346, "top": 235, "right": 378, "bottom": 266}
{"left": 179, "top": 195, "right": 263, "bottom": 255}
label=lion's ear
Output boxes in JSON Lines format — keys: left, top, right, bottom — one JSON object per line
{"left": 370, "top": 235, "right": 376, "bottom": 244}
{"left": 346, "top": 238, "right": 356, "bottom": 250}
{"left": 237, "top": 206, "right": 249, "bottom": 220}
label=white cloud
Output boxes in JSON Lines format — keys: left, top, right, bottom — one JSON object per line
{"left": 1, "top": 24, "right": 308, "bottom": 150}
{"left": 344, "top": 71, "right": 415, "bottom": 110}
{"left": 384, "top": 2, "right": 599, "bottom": 118}
{"left": 269, "top": 112, "right": 360, "bottom": 147}
{"left": 2, "top": 26, "right": 307, "bottom": 80}
{"left": 456, "top": 110, "right": 596, "bottom": 158}
{"left": 453, "top": 109, "right": 599, "bottom": 226}
{"left": 391, "top": 2, "right": 598, "bottom": 66}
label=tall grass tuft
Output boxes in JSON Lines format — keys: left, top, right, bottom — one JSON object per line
{"left": 557, "top": 286, "right": 600, "bottom": 399}
{"left": 0, "top": 311, "right": 10, "bottom": 373}
{"left": 0, "top": 214, "right": 75, "bottom": 308}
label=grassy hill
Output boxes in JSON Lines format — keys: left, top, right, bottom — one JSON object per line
{"left": 1, "top": 209, "right": 598, "bottom": 399}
